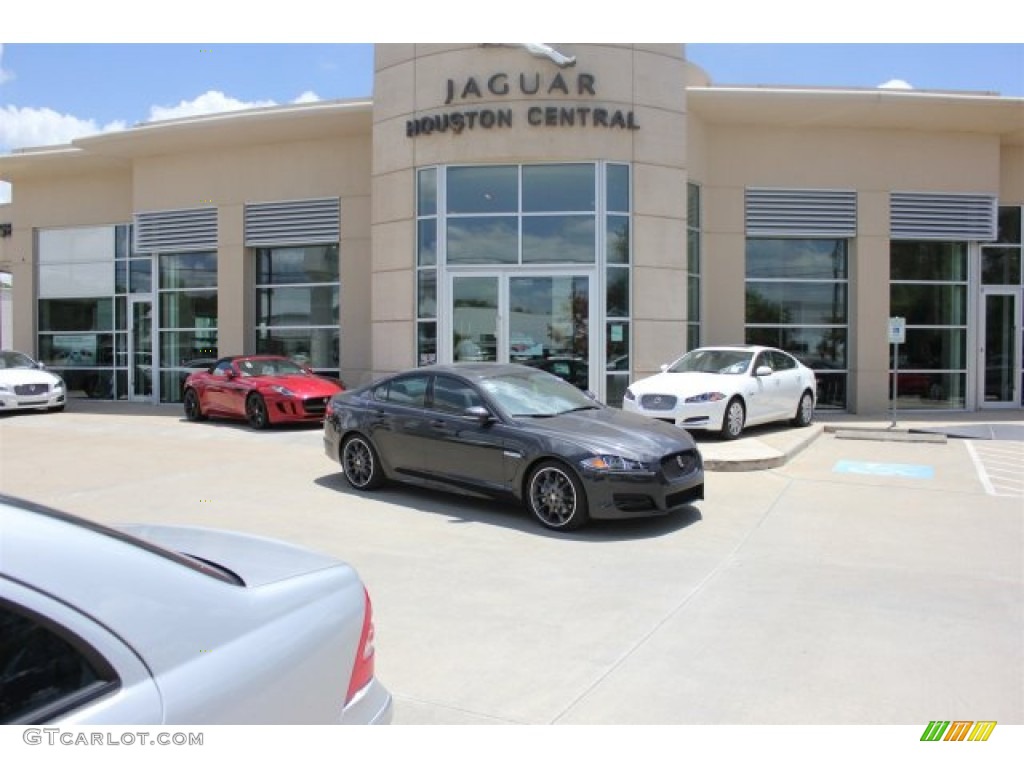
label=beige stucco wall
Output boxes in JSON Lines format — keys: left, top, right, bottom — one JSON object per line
{"left": 130, "top": 135, "right": 373, "bottom": 384}
{"left": 371, "top": 43, "right": 689, "bottom": 382}
{"left": 3, "top": 168, "right": 132, "bottom": 353}
{"left": 1001, "top": 145, "right": 1024, "bottom": 203}
{"left": 698, "top": 122, "right": 1004, "bottom": 414}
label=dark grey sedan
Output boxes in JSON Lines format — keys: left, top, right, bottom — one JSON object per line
{"left": 323, "top": 363, "right": 704, "bottom": 531}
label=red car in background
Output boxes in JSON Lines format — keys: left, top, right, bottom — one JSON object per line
{"left": 183, "top": 355, "right": 344, "bottom": 429}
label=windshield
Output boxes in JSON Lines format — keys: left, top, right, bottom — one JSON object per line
{"left": 0, "top": 351, "right": 36, "bottom": 370}
{"left": 668, "top": 349, "right": 753, "bottom": 375}
{"left": 237, "top": 358, "right": 308, "bottom": 377}
{"left": 479, "top": 369, "right": 598, "bottom": 417}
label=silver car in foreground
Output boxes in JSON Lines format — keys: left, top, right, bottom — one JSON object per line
{"left": 0, "top": 494, "right": 392, "bottom": 725}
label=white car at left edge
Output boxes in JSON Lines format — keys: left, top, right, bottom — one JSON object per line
{"left": 0, "top": 350, "right": 66, "bottom": 413}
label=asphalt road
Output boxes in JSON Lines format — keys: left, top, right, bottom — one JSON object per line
{"left": 1, "top": 404, "right": 1021, "bottom": 726}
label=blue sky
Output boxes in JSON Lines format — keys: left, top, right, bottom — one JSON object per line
{"left": 2, "top": 5, "right": 1021, "bottom": 204}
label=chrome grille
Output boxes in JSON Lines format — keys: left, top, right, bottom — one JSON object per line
{"left": 14, "top": 383, "right": 49, "bottom": 396}
{"left": 661, "top": 450, "right": 701, "bottom": 480}
{"left": 639, "top": 393, "right": 677, "bottom": 410}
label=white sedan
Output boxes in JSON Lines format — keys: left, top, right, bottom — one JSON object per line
{"left": 622, "top": 345, "right": 816, "bottom": 440}
{"left": 0, "top": 350, "right": 66, "bottom": 413}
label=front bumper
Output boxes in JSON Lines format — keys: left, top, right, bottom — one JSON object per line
{"left": 622, "top": 399, "right": 726, "bottom": 432}
{"left": 0, "top": 390, "right": 65, "bottom": 411}
{"left": 578, "top": 455, "right": 705, "bottom": 520}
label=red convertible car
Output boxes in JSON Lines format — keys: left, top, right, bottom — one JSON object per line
{"left": 182, "top": 355, "right": 344, "bottom": 429}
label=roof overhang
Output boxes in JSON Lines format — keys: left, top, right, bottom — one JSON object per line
{"left": 687, "top": 86, "right": 1024, "bottom": 146}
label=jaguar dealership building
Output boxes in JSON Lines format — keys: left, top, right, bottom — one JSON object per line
{"left": 1, "top": 43, "right": 1021, "bottom": 414}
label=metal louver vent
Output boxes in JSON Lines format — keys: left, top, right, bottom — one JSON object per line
{"left": 745, "top": 188, "right": 857, "bottom": 237}
{"left": 134, "top": 208, "right": 217, "bottom": 253}
{"left": 244, "top": 198, "right": 340, "bottom": 247}
{"left": 890, "top": 192, "right": 997, "bottom": 241}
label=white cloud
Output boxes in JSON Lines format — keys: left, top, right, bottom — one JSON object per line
{"left": 146, "top": 89, "right": 322, "bottom": 122}
{"left": 878, "top": 79, "right": 914, "bottom": 90}
{"left": 146, "top": 90, "right": 277, "bottom": 122}
{"left": 0, "top": 104, "right": 126, "bottom": 150}
{"left": 0, "top": 44, "right": 13, "bottom": 85}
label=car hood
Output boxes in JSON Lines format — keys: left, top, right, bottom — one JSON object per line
{"left": 116, "top": 524, "right": 347, "bottom": 588}
{"left": 514, "top": 407, "right": 697, "bottom": 459}
{"left": 628, "top": 371, "right": 739, "bottom": 396}
{"left": 0, "top": 369, "right": 62, "bottom": 385}
{"left": 255, "top": 374, "right": 341, "bottom": 395}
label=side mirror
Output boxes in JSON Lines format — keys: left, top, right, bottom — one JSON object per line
{"left": 464, "top": 405, "right": 493, "bottom": 425}
{"left": 755, "top": 365, "right": 773, "bottom": 377}
{"left": 583, "top": 389, "right": 598, "bottom": 401}
{"left": 226, "top": 369, "right": 237, "bottom": 379}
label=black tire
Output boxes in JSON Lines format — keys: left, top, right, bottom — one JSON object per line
{"left": 720, "top": 398, "right": 745, "bottom": 440}
{"left": 792, "top": 390, "right": 814, "bottom": 427}
{"left": 246, "top": 393, "right": 270, "bottom": 430}
{"left": 525, "top": 460, "right": 589, "bottom": 531}
{"left": 183, "top": 388, "right": 206, "bottom": 422}
{"left": 341, "top": 434, "right": 385, "bottom": 490}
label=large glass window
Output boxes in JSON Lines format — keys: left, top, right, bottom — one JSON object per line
{"left": 687, "top": 183, "right": 702, "bottom": 352}
{"left": 253, "top": 245, "right": 339, "bottom": 378}
{"left": 159, "top": 251, "right": 218, "bottom": 402}
{"left": 889, "top": 241, "right": 968, "bottom": 409}
{"left": 745, "top": 238, "right": 849, "bottom": 409}
{"left": 418, "top": 163, "right": 631, "bottom": 406}
{"left": 37, "top": 225, "right": 124, "bottom": 399}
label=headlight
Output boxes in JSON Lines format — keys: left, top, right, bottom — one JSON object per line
{"left": 684, "top": 392, "right": 726, "bottom": 403}
{"left": 623, "top": 389, "right": 635, "bottom": 402}
{"left": 53, "top": 378, "right": 65, "bottom": 391}
{"left": 0, "top": 384, "right": 12, "bottom": 394}
{"left": 581, "top": 455, "right": 647, "bottom": 472}
{"left": 270, "top": 385, "right": 296, "bottom": 397}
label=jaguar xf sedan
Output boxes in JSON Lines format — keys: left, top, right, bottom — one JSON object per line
{"left": 323, "top": 363, "right": 704, "bottom": 531}
{"left": 182, "top": 355, "right": 343, "bottom": 429}
{"left": 623, "top": 345, "right": 816, "bottom": 440}
{"left": 0, "top": 493, "right": 392, "bottom": 725}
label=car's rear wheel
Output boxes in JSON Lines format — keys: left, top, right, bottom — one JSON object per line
{"left": 792, "top": 390, "right": 814, "bottom": 427}
{"left": 526, "top": 461, "right": 589, "bottom": 531}
{"left": 341, "top": 434, "right": 384, "bottom": 490}
{"left": 246, "top": 393, "right": 269, "bottom": 430}
{"left": 183, "top": 388, "right": 206, "bottom": 422}
{"left": 720, "top": 398, "right": 745, "bottom": 440}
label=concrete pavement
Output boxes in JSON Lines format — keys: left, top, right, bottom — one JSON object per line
{"left": 1, "top": 400, "right": 1021, "bottom": 725}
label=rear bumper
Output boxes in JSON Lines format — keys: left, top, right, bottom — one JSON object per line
{"left": 340, "top": 677, "right": 393, "bottom": 725}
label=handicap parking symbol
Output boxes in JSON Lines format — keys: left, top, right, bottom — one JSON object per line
{"left": 833, "top": 460, "right": 934, "bottom": 479}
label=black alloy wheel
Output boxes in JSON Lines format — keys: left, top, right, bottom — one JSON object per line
{"left": 526, "top": 461, "right": 589, "bottom": 531}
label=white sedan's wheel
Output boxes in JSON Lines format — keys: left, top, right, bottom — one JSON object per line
{"left": 792, "top": 390, "right": 814, "bottom": 427}
{"left": 720, "top": 398, "right": 745, "bottom": 440}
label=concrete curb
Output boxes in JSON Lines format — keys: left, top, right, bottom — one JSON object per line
{"left": 702, "top": 424, "right": 824, "bottom": 472}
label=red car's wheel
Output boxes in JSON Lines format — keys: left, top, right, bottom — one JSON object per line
{"left": 183, "top": 388, "right": 207, "bottom": 422}
{"left": 246, "top": 393, "right": 270, "bottom": 430}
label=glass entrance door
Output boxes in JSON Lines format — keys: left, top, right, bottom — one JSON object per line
{"left": 980, "top": 289, "right": 1019, "bottom": 406}
{"left": 449, "top": 272, "right": 595, "bottom": 392}
{"left": 128, "top": 296, "right": 154, "bottom": 401}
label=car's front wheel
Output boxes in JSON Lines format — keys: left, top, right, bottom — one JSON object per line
{"left": 720, "top": 398, "right": 745, "bottom": 440}
{"left": 792, "top": 390, "right": 814, "bottom": 427}
{"left": 341, "top": 434, "right": 385, "bottom": 490}
{"left": 246, "top": 393, "right": 269, "bottom": 430}
{"left": 183, "top": 388, "right": 206, "bottom": 422}
{"left": 526, "top": 461, "right": 589, "bottom": 531}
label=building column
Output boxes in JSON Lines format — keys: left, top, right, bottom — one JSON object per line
{"left": 852, "top": 191, "right": 891, "bottom": 415}
{"left": 217, "top": 204, "right": 247, "bottom": 357}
